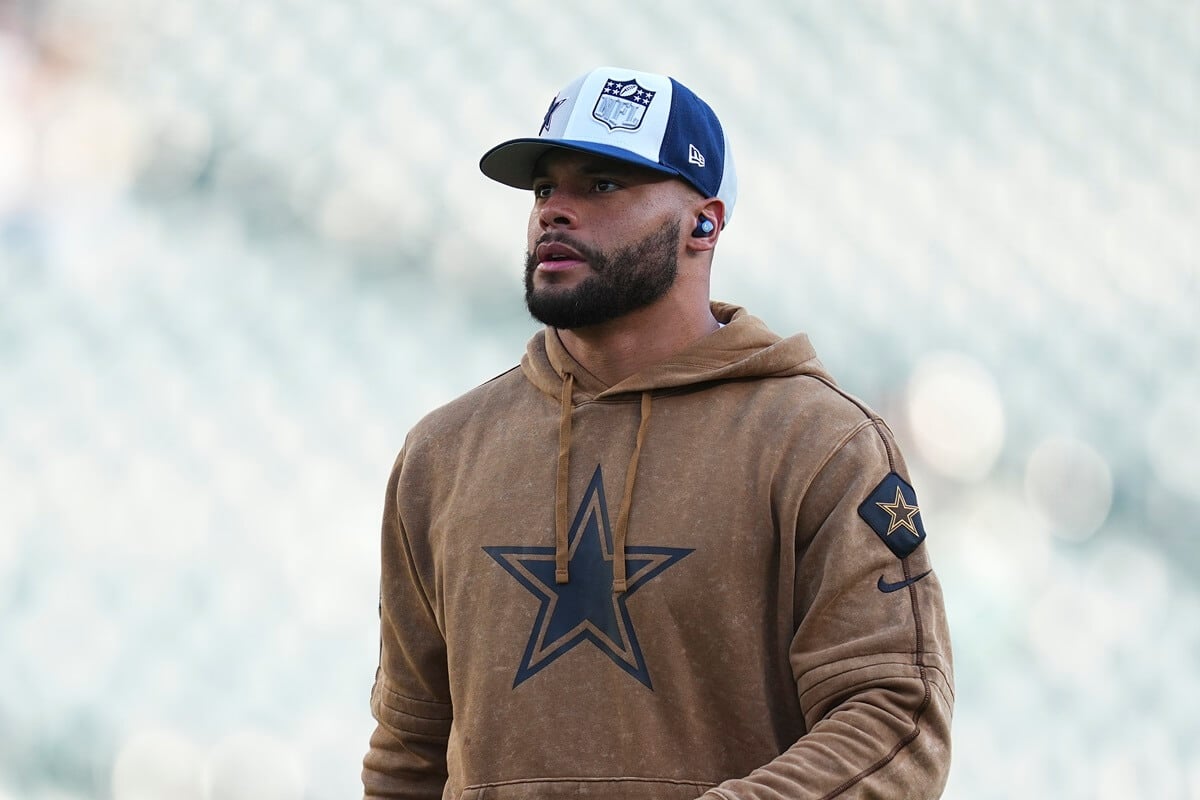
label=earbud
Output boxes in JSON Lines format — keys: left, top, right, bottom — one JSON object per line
{"left": 692, "top": 216, "right": 715, "bottom": 237}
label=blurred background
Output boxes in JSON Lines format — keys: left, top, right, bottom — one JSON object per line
{"left": 1, "top": 0, "right": 1197, "bottom": 797}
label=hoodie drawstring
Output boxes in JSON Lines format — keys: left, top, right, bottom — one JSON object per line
{"left": 612, "top": 391, "right": 651, "bottom": 593}
{"left": 552, "top": 373, "right": 653, "bottom": 595}
{"left": 555, "top": 372, "right": 574, "bottom": 584}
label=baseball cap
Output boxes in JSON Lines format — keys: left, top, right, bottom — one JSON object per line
{"left": 479, "top": 66, "right": 737, "bottom": 223}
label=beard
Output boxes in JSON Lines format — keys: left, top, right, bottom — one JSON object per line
{"left": 524, "top": 221, "right": 680, "bottom": 330}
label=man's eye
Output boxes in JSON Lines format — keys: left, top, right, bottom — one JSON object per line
{"left": 533, "top": 184, "right": 554, "bottom": 199}
{"left": 593, "top": 180, "right": 620, "bottom": 193}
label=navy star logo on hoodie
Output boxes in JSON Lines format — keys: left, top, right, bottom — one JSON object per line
{"left": 484, "top": 465, "right": 692, "bottom": 689}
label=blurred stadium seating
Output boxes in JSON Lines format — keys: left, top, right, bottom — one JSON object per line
{"left": 0, "top": 1, "right": 1197, "bottom": 797}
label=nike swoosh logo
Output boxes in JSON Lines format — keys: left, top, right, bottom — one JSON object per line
{"left": 877, "top": 570, "right": 932, "bottom": 594}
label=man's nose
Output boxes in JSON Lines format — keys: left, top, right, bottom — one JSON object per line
{"left": 538, "top": 192, "right": 578, "bottom": 229}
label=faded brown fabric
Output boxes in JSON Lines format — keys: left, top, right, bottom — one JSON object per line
{"left": 363, "top": 302, "right": 954, "bottom": 799}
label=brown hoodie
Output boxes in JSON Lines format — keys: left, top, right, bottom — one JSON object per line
{"left": 363, "top": 302, "right": 954, "bottom": 799}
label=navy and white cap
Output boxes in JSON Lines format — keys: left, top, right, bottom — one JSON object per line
{"left": 479, "top": 67, "right": 737, "bottom": 223}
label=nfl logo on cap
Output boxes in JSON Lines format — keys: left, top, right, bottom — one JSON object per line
{"left": 479, "top": 67, "right": 737, "bottom": 224}
{"left": 593, "top": 79, "right": 656, "bottom": 131}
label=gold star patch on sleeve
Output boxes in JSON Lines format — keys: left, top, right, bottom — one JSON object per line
{"left": 858, "top": 472, "right": 927, "bottom": 559}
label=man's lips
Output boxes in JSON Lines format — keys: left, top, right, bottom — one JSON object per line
{"left": 535, "top": 241, "right": 587, "bottom": 271}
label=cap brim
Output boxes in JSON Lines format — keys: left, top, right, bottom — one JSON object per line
{"left": 479, "top": 138, "right": 681, "bottom": 190}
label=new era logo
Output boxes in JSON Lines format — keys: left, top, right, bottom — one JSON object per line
{"left": 688, "top": 144, "right": 705, "bottom": 167}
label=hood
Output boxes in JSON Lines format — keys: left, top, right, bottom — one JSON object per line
{"left": 518, "top": 302, "right": 832, "bottom": 595}
{"left": 520, "top": 302, "right": 831, "bottom": 400}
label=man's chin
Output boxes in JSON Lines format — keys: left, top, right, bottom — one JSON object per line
{"left": 526, "top": 287, "right": 615, "bottom": 330}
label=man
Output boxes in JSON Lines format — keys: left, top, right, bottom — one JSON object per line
{"left": 363, "top": 67, "right": 953, "bottom": 799}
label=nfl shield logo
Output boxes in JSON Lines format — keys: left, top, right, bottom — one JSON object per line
{"left": 592, "top": 79, "right": 657, "bottom": 131}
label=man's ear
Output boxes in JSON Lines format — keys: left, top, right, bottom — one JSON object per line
{"left": 687, "top": 198, "right": 726, "bottom": 251}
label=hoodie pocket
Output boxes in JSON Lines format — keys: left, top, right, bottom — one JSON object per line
{"left": 459, "top": 778, "right": 714, "bottom": 799}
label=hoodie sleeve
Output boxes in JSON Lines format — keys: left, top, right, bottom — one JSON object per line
{"left": 362, "top": 451, "right": 452, "bottom": 800}
{"left": 703, "top": 420, "right": 954, "bottom": 800}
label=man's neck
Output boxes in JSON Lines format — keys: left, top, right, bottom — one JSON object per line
{"left": 554, "top": 297, "right": 720, "bottom": 387}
